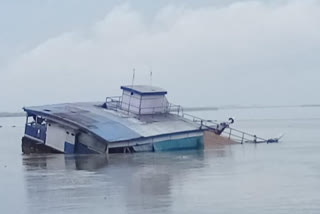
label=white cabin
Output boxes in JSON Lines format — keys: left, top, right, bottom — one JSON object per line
{"left": 120, "top": 85, "right": 169, "bottom": 115}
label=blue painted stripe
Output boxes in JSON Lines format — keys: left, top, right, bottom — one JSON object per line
{"left": 25, "top": 124, "right": 47, "bottom": 142}
{"left": 64, "top": 142, "right": 74, "bottom": 154}
{"left": 120, "top": 86, "right": 167, "bottom": 95}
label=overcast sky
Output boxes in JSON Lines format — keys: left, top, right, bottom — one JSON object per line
{"left": 0, "top": 0, "right": 319, "bottom": 111}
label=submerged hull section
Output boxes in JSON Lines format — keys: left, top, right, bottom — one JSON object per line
{"left": 22, "top": 136, "right": 100, "bottom": 154}
{"left": 22, "top": 136, "right": 63, "bottom": 154}
{"left": 153, "top": 136, "right": 203, "bottom": 152}
{"left": 22, "top": 131, "right": 235, "bottom": 154}
{"left": 22, "top": 133, "right": 205, "bottom": 154}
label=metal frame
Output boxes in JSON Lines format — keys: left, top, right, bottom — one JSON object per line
{"left": 105, "top": 96, "right": 179, "bottom": 116}
{"left": 104, "top": 97, "right": 268, "bottom": 144}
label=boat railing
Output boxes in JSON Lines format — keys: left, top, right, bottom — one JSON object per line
{"left": 105, "top": 97, "right": 270, "bottom": 143}
{"left": 181, "top": 112, "right": 219, "bottom": 125}
{"left": 172, "top": 111, "right": 268, "bottom": 144}
{"left": 105, "top": 98, "right": 184, "bottom": 115}
{"left": 105, "top": 96, "right": 122, "bottom": 111}
{"left": 168, "top": 103, "right": 184, "bottom": 115}
{"left": 220, "top": 127, "right": 268, "bottom": 144}
{"left": 120, "top": 103, "right": 169, "bottom": 114}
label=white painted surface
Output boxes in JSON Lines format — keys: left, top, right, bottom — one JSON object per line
{"left": 140, "top": 95, "right": 168, "bottom": 114}
{"left": 46, "top": 123, "right": 75, "bottom": 152}
{"left": 121, "top": 90, "right": 169, "bottom": 115}
{"left": 121, "top": 90, "right": 141, "bottom": 114}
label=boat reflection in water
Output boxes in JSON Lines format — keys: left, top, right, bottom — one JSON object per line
{"left": 22, "top": 148, "right": 232, "bottom": 214}
{"left": 23, "top": 154, "right": 109, "bottom": 171}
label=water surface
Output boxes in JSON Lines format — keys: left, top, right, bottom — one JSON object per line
{"left": 0, "top": 108, "right": 320, "bottom": 213}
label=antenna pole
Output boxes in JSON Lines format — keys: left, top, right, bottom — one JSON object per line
{"left": 131, "top": 68, "right": 135, "bottom": 87}
{"left": 150, "top": 67, "right": 152, "bottom": 86}
{"left": 128, "top": 68, "right": 135, "bottom": 114}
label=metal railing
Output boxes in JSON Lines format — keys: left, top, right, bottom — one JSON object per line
{"left": 104, "top": 97, "right": 269, "bottom": 143}
{"left": 168, "top": 103, "right": 184, "bottom": 115}
{"left": 173, "top": 112, "right": 268, "bottom": 144}
{"left": 220, "top": 127, "right": 267, "bottom": 144}
{"left": 105, "top": 96, "right": 122, "bottom": 111}
{"left": 105, "top": 97, "right": 184, "bottom": 115}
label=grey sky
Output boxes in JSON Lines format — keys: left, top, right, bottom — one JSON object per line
{"left": 0, "top": 0, "right": 319, "bottom": 111}
{"left": 0, "top": 0, "right": 244, "bottom": 64}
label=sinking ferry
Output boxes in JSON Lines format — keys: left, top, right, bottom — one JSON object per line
{"left": 22, "top": 85, "right": 272, "bottom": 154}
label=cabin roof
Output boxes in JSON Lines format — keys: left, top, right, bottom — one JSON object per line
{"left": 24, "top": 102, "right": 200, "bottom": 143}
{"left": 120, "top": 85, "right": 167, "bottom": 95}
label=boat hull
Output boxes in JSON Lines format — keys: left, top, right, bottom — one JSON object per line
{"left": 22, "top": 131, "right": 236, "bottom": 154}
{"left": 22, "top": 136, "right": 63, "bottom": 154}
{"left": 153, "top": 136, "right": 203, "bottom": 152}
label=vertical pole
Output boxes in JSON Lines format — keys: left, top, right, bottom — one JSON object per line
{"left": 120, "top": 90, "right": 124, "bottom": 109}
{"left": 105, "top": 144, "right": 109, "bottom": 154}
{"left": 241, "top": 132, "right": 244, "bottom": 144}
{"left": 229, "top": 129, "right": 232, "bottom": 139}
{"left": 128, "top": 68, "right": 135, "bottom": 114}
{"left": 150, "top": 68, "right": 152, "bottom": 86}
{"left": 25, "top": 114, "right": 28, "bottom": 135}
{"left": 138, "top": 95, "right": 142, "bottom": 119}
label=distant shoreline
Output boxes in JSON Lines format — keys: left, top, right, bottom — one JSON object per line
{"left": 0, "top": 104, "right": 319, "bottom": 118}
{"left": 184, "top": 104, "right": 320, "bottom": 111}
{"left": 0, "top": 112, "right": 25, "bottom": 118}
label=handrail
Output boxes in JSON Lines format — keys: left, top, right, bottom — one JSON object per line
{"left": 221, "top": 127, "right": 267, "bottom": 143}
{"left": 174, "top": 111, "right": 268, "bottom": 144}
{"left": 105, "top": 96, "right": 122, "bottom": 111}
{"left": 168, "top": 103, "right": 184, "bottom": 115}
{"left": 104, "top": 97, "right": 270, "bottom": 143}
{"left": 105, "top": 97, "right": 184, "bottom": 115}
{"left": 106, "top": 96, "right": 122, "bottom": 103}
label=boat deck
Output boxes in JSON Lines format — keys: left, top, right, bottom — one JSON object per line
{"left": 24, "top": 102, "right": 202, "bottom": 143}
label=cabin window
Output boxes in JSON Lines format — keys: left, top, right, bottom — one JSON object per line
{"left": 26, "top": 115, "right": 46, "bottom": 126}
{"left": 24, "top": 114, "right": 47, "bottom": 141}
